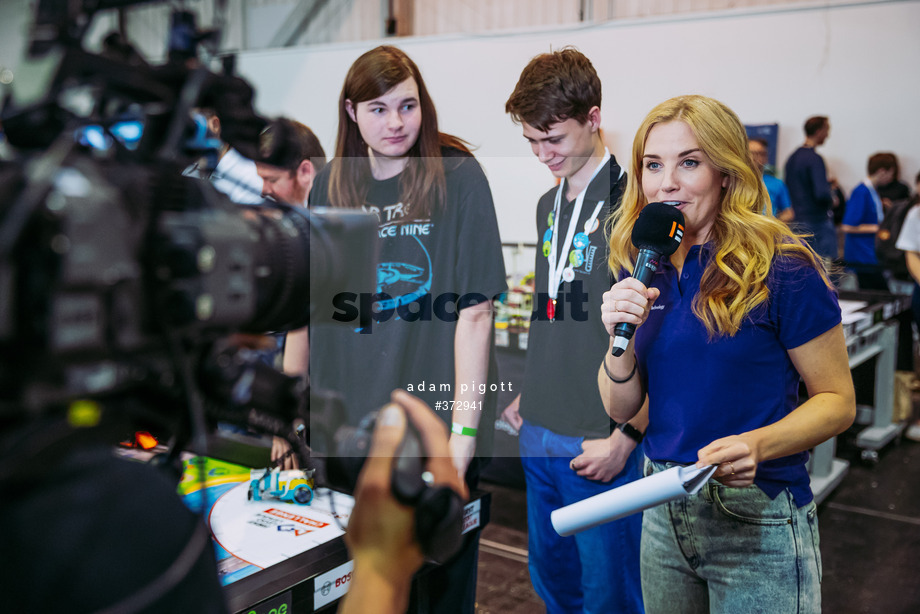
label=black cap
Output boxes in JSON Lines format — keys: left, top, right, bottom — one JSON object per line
{"left": 256, "top": 118, "right": 327, "bottom": 174}
{"left": 631, "top": 202, "right": 685, "bottom": 256}
{"left": 257, "top": 118, "right": 300, "bottom": 168}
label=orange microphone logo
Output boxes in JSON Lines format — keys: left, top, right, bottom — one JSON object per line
{"left": 669, "top": 221, "right": 684, "bottom": 242}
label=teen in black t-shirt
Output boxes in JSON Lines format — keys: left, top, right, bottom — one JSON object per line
{"left": 286, "top": 45, "right": 506, "bottom": 614}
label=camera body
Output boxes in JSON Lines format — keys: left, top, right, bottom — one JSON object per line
{"left": 0, "top": 2, "right": 471, "bottom": 601}
{"left": 0, "top": 129, "right": 379, "bottom": 430}
{"left": 0, "top": 1, "right": 377, "bottom": 438}
{"left": 1, "top": 2, "right": 460, "bottom": 564}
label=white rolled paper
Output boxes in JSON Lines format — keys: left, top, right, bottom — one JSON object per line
{"left": 551, "top": 464, "right": 717, "bottom": 537}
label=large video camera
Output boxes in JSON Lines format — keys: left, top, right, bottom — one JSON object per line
{"left": 0, "top": 0, "right": 377, "bottom": 464}
{"left": 0, "top": 2, "right": 469, "bottom": 581}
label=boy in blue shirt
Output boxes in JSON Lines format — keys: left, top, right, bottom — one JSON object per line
{"left": 842, "top": 152, "right": 897, "bottom": 290}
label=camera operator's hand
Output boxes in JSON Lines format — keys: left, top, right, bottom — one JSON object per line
{"left": 339, "top": 390, "right": 467, "bottom": 614}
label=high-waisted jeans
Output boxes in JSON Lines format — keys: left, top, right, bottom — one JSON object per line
{"left": 640, "top": 460, "right": 822, "bottom": 614}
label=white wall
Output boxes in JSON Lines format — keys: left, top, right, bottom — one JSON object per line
{"left": 235, "top": 0, "right": 920, "bottom": 254}
{"left": 0, "top": 0, "right": 31, "bottom": 79}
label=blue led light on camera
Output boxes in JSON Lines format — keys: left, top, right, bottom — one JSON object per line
{"left": 111, "top": 120, "right": 143, "bottom": 150}
{"left": 74, "top": 120, "right": 144, "bottom": 151}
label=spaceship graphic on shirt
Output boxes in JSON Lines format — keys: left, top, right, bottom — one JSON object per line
{"left": 373, "top": 236, "right": 433, "bottom": 314}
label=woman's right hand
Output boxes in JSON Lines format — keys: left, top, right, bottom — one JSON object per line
{"left": 600, "top": 278, "right": 661, "bottom": 338}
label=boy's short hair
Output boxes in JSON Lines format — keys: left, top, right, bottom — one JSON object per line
{"left": 867, "top": 152, "right": 897, "bottom": 176}
{"left": 505, "top": 47, "right": 601, "bottom": 131}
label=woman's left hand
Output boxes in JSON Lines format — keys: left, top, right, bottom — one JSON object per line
{"left": 696, "top": 434, "right": 760, "bottom": 487}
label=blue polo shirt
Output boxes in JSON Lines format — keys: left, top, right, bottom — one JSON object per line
{"left": 633, "top": 244, "right": 841, "bottom": 505}
{"left": 842, "top": 181, "right": 883, "bottom": 265}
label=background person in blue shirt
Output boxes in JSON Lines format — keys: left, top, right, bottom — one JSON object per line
{"left": 748, "top": 136, "right": 793, "bottom": 223}
{"left": 841, "top": 152, "right": 898, "bottom": 291}
{"left": 784, "top": 115, "right": 837, "bottom": 259}
{"left": 598, "top": 95, "right": 856, "bottom": 614}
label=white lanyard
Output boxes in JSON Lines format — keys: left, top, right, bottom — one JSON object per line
{"left": 864, "top": 179, "right": 884, "bottom": 223}
{"left": 547, "top": 150, "right": 610, "bottom": 300}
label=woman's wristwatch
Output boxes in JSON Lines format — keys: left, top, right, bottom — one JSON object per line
{"left": 616, "top": 421, "right": 645, "bottom": 444}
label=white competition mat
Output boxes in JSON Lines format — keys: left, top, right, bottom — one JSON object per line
{"left": 209, "top": 483, "right": 354, "bottom": 569}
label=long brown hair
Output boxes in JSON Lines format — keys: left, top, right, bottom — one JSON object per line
{"left": 328, "top": 45, "right": 470, "bottom": 219}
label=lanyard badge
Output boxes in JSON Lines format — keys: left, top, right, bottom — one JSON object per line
{"left": 545, "top": 151, "right": 610, "bottom": 321}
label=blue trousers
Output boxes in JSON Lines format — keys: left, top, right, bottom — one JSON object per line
{"left": 519, "top": 420, "right": 644, "bottom": 614}
{"left": 798, "top": 217, "right": 839, "bottom": 261}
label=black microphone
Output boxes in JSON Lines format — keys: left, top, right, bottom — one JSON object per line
{"left": 611, "top": 202, "right": 685, "bottom": 356}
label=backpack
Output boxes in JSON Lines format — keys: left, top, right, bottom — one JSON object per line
{"left": 876, "top": 197, "right": 916, "bottom": 281}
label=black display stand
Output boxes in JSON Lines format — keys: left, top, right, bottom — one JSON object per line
{"left": 225, "top": 492, "right": 491, "bottom": 613}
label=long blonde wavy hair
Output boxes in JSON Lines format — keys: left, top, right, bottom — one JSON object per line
{"left": 608, "top": 95, "right": 832, "bottom": 338}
